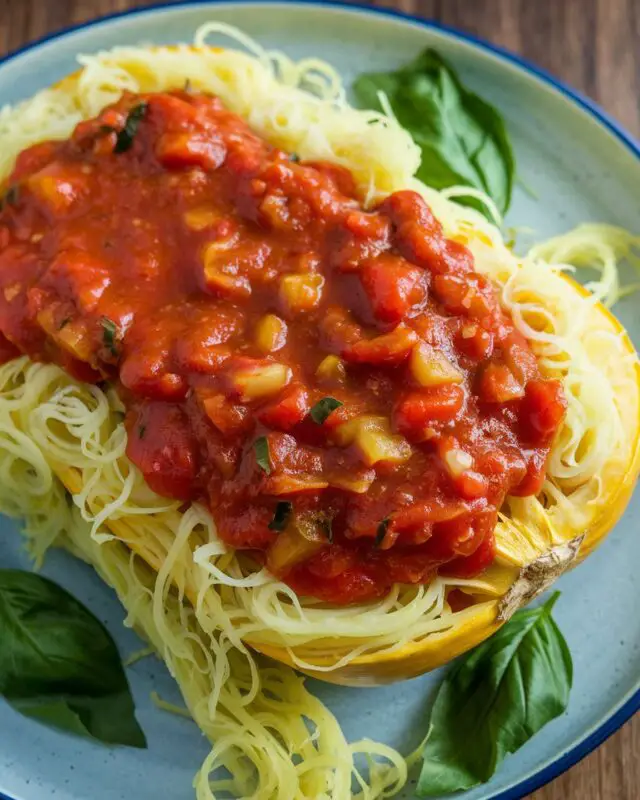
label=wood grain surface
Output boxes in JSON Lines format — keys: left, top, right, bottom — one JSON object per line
{"left": 0, "top": 1, "right": 638, "bottom": 798}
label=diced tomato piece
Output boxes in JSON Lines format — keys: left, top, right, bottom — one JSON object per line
{"left": 320, "top": 306, "right": 363, "bottom": 352}
{"left": 443, "top": 240, "right": 474, "bottom": 274}
{"left": 216, "top": 504, "right": 276, "bottom": 550}
{"left": 359, "top": 255, "right": 427, "bottom": 325}
{"left": 342, "top": 324, "right": 418, "bottom": 365}
{"left": 443, "top": 530, "right": 496, "bottom": 577}
{"left": 502, "top": 330, "right": 538, "bottom": 384}
{"left": 509, "top": 450, "right": 548, "bottom": 496}
{"left": 394, "top": 385, "right": 465, "bottom": 436}
{"left": 320, "top": 403, "right": 359, "bottom": 433}
{"left": 343, "top": 210, "right": 391, "bottom": 240}
{"left": 379, "top": 190, "right": 436, "bottom": 228}
{"left": 436, "top": 516, "right": 481, "bottom": 557}
{"left": 441, "top": 506, "right": 497, "bottom": 559}
{"left": 456, "top": 323, "right": 494, "bottom": 360}
{"left": 125, "top": 403, "right": 198, "bottom": 501}
{"left": 521, "top": 379, "right": 567, "bottom": 442}
{"left": 199, "top": 392, "right": 253, "bottom": 438}
{"left": 257, "top": 384, "right": 310, "bottom": 431}
{"left": 174, "top": 340, "right": 230, "bottom": 374}
{"left": 478, "top": 362, "right": 524, "bottom": 403}
{"left": 454, "top": 470, "right": 489, "bottom": 500}
{"left": 147, "top": 92, "right": 201, "bottom": 127}
{"left": 392, "top": 498, "right": 474, "bottom": 531}
{"left": 433, "top": 273, "right": 495, "bottom": 318}
{"left": 308, "top": 162, "right": 358, "bottom": 198}
{"left": 378, "top": 191, "right": 447, "bottom": 272}
{"left": 120, "top": 349, "right": 188, "bottom": 401}
{"left": 38, "top": 249, "right": 111, "bottom": 312}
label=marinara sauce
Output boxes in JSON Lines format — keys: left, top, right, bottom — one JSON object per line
{"left": 0, "top": 91, "right": 566, "bottom": 604}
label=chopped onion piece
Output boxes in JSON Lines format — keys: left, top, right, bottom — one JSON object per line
{"left": 316, "top": 354, "right": 347, "bottom": 384}
{"left": 184, "top": 206, "right": 220, "bottom": 231}
{"left": 279, "top": 274, "right": 325, "bottom": 315}
{"left": 410, "top": 342, "right": 463, "bottom": 387}
{"left": 266, "top": 527, "right": 324, "bottom": 573}
{"left": 255, "top": 313, "right": 287, "bottom": 353}
{"left": 327, "top": 469, "right": 376, "bottom": 494}
{"left": 335, "top": 415, "right": 412, "bottom": 466}
{"left": 229, "top": 361, "right": 292, "bottom": 402}
{"left": 443, "top": 448, "right": 474, "bottom": 477}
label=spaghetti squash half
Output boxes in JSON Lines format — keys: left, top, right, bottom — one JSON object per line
{"left": 0, "top": 24, "right": 638, "bottom": 799}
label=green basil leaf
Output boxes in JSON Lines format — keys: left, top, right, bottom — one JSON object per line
{"left": 254, "top": 436, "right": 272, "bottom": 474}
{"left": 0, "top": 184, "right": 19, "bottom": 211}
{"left": 100, "top": 316, "right": 120, "bottom": 357}
{"left": 319, "top": 516, "right": 333, "bottom": 543}
{"left": 374, "top": 517, "right": 390, "bottom": 547}
{"left": 0, "top": 570, "right": 146, "bottom": 748}
{"left": 353, "top": 49, "right": 515, "bottom": 217}
{"left": 417, "top": 592, "right": 571, "bottom": 795}
{"left": 268, "top": 501, "right": 292, "bottom": 531}
{"left": 309, "top": 397, "right": 343, "bottom": 425}
{"left": 113, "top": 102, "right": 148, "bottom": 154}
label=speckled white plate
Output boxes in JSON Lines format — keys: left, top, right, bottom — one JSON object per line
{"left": 0, "top": 3, "right": 638, "bottom": 799}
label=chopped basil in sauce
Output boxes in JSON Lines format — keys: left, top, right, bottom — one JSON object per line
{"left": 112, "top": 103, "right": 148, "bottom": 154}
{"left": 309, "top": 397, "right": 343, "bottom": 425}
{"left": 375, "top": 518, "right": 390, "bottom": 547}
{"left": 100, "top": 317, "right": 120, "bottom": 357}
{"left": 254, "top": 436, "right": 272, "bottom": 474}
{"left": 319, "top": 516, "right": 333, "bottom": 543}
{"left": 268, "top": 501, "right": 292, "bottom": 531}
{"left": 0, "top": 185, "right": 19, "bottom": 210}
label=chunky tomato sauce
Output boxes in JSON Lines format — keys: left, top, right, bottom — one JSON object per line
{"left": 0, "top": 91, "right": 566, "bottom": 604}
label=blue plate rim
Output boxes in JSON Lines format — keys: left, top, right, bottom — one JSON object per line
{"left": 0, "top": 2, "right": 637, "bottom": 799}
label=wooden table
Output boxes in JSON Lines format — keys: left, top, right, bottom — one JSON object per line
{"left": 0, "top": 0, "right": 638, "bottom": 798}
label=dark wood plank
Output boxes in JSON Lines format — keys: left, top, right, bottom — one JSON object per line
{"left": 0, "top": 1, "right": 638, "bottom": 798}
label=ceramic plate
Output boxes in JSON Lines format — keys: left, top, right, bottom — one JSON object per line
{"left": 0, "top": 3, "right": 638, "bottom": 799}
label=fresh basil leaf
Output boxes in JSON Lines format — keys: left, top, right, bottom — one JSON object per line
{"left": 375, "top": 517, "right": 390, "bottom": 547}
{"left": 0, "top": 184, "right": 19, "bottom": 211}
{"left": 268, "top": 501, "right": 292, "bottom": 531}
{"left": 417, "top": 591, "right": 571, "bottom": 796}
{"left": 0, "top": 570, "right": 146, "bottom": 748}
{"left": 254, "top": 436, "right": 272, "bottom": 474}
{"left": 113, "top": 103, "right": 148, "bottom": 154}
{"left": 353, "top": 49, "right": 515, "bottom": 217}
{"left": 309, "top": 397, "right": 343, "bottom": 425}
{"left": 319, "top": 516, "right": 333, "bottom": 543}
{"left": 100, "top": 316, "right": 120, "bottom": 357}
